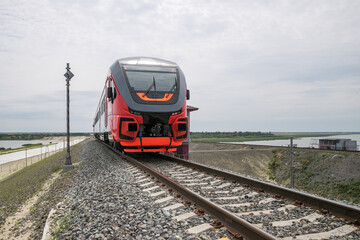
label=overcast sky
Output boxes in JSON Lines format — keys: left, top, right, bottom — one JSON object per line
{"left": 1, "top": 0, "right": 359, "bottom": 133}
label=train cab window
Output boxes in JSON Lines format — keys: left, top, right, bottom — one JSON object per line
{"left": 123, "top": 65, "right": 180, "bottom": 104}
{"left": 123, "top": 66, "right": 178, "bottom": 93}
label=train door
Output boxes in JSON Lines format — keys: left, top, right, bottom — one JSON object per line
{"left": 105, "top": 81, "right": 109, "bottom": 128}
{"left": 107, "top": 77, "right": 113, "bottom": 139}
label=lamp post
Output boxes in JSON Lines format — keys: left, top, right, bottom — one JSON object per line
{"left": 64, "top": 63, "right": 74, "bottom": 169}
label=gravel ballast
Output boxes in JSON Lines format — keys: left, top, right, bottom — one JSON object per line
{"left": 49, "top": 139, "right": 233, "bottom": 239}
{"left": 138, "top": 156, "right": 360, "bottom": 239}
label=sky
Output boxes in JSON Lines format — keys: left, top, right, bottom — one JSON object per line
{"left": 0, "top": 0, "right": 359, "bottom": 133}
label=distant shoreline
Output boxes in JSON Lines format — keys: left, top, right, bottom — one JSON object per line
{"left": 191, "top": 132, "right": 351, "bottom": 143}
{"left": 0, "top": 136, "right": 86, "bottom": 152}
{"left": 272, "top": 132, "right": 360, "bottom": 135}
{"left": 0, "top": 133, "right": 91, "bottom": 141}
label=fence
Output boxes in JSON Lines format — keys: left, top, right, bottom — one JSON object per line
{"left": 0, "top": 138, "right": 85, "bottom": 180}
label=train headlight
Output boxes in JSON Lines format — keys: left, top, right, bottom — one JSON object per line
{"left": 171, "top": 109, "right": 182, "bottom": 116}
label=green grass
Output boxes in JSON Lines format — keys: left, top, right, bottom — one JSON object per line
{"left": 51, "top": 165, "right": 61, "bottom": 173}
{"left": 336, "top": 180, "right": 360, "bottom": 203}
{"left": 21, "top": 143, "right": 43, "bottom": 147}
{"left": 0, "top": 151, "right": 63, "bottom": 221}
{"left": 268, "top": 149, "right": 360, "bottom": 203}
{"left": 192, "top": 133, "right": 338, "bottom": 143}
{"left": 51, "top": 213, "right": 73, "bottom": 237}
{"left": 0, "top": 144, "right": 81, "bottom": 226}
{"left": 267, "top": 150, "right": 280, "bottom": 180}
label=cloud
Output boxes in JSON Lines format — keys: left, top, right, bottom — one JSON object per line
{"left": 0, "top": 90, "right": 99, "bottom": 132}
{"left": 0, "top": 0, "right": 359, "bottom": 132}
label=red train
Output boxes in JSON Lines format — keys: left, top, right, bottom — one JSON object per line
{"left": 93, "top": 57, "right": 189, "bottom": 152}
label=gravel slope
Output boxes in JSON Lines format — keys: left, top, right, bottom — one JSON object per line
{"left": 50, "top": 139, "right": 232, "bottom": 239}
{"left": 189, "top": 142, "right": 273, "bottom": 180}
{"left": 0, "top": 140, "right": 84, "bottom": 239}
{"left": 189, "top": 142, "right": 360, "bottom": 204}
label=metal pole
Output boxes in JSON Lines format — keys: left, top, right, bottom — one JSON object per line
{"left": 65, "top": 63, "right": 72, "bottom": 166}
{"left": 63, "top": 63, "right": 75, "bottom": 170}
{"left": 25, "top": 148, "right": 27, "bottom": 167}
{"left": 330, "top": 174, "right": 334, "bottom": 198}
{"left": 290, "top": 137, "right": 294, "bottom": 188}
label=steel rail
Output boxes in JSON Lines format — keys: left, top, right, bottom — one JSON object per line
{"left": 159, "top": 153, "right": 360, "bottom": 224}
{"left": 98, "top": 139, "right": 278, "bottom": 240}
{"left": 119, "top": 153, "right": 279, "bottom": 240}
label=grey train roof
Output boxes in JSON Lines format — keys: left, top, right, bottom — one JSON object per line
{"left": 117, "top": 57, "right": 178, "bottom": 67}
{"left": 110, "top": 57, "right": 186, "bottom": 113}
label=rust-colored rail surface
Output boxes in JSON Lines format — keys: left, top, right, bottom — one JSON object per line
{"left": 159, "top": 153, "right": 360, "bottom": 224}
{"left": 123, "top": 153, "right": 278, "bottom": 240}
{"left": 101, "top": 141, "right": 278, "bottom": 240}
{"left": 99, "top": 140, "right": 359, "bottom": 239}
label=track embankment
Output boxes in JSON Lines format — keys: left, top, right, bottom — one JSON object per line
{"left": 130, "top": 153, "right": 359, "bottom": 239}
{"left": 189, "top": 142, "right": 360, "bottom": 204}
{"left": 2, "top": 139, "right": 359, "bottom": 239}
{"left": 44, "top": 139, "right": 234, "bottom": 239}
{"left": 0, "top": 140, "right": 84, "bottom": 239}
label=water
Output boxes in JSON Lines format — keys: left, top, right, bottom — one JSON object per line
{"left": 0, "top": 140, "right": 62, "bottom": 149}
{"left": 225, "top": 134, "right": 360, "bottom": 150}
{"left": 0, "top": 138, "right": 86, "bottom": 165}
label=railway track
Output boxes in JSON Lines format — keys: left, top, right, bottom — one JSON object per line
{"left": 102, "top": 141, "right": 360, "bottom": 239}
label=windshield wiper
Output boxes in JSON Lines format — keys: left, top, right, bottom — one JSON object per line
{"left": 170, "top": 79, "right": 177, "bottom": 92}
{"left": 144, "top": 76, "right": 157, "bottom": 97}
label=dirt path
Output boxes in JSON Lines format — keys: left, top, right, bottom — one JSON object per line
{"left": 0, "top": 171, "right": 61, "bottom": 240}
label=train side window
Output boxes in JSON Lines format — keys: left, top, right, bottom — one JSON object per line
{"left": 111, "top": 79, "right": 117, "bottom": 99}
{"left": 107, "top": 78, "right": 114, "bottom": 103}
{"left": 108, "top": 78, "right": 117, "bottom": 102}
{"left": 113, "top": 87, "right": 117, "bottom": 99}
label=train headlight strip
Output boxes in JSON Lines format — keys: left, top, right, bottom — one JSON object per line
{"left": 171, "top": 109, "right": 182, "bottom": 116}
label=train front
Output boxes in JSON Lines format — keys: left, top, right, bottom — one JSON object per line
{"left": 109, "top": 57, "right": 189, "bottom": 152}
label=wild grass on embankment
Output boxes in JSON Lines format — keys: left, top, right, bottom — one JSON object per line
{"left": 189, "top": 142, "right": 360, "bottom": 204}
{"left": 0, "top": 143, "right": 82, "bottom": 226}
{"left": 268, "top": 149, "right": 360, "bottom": 204}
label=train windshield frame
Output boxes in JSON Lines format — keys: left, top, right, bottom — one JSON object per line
{"left": 123, "top": 65, "right": 179, "bottom": 93}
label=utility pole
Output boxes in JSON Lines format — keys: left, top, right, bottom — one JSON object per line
{"left": 290, "top": 137, "right": 294, "bottom": 188}
{"left": 64, "top": 63, "right": 74, "bottom": 170}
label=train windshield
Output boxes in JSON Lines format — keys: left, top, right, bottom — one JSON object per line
{"left": 124, "top": 65, "right": 178, "bottom": 93}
